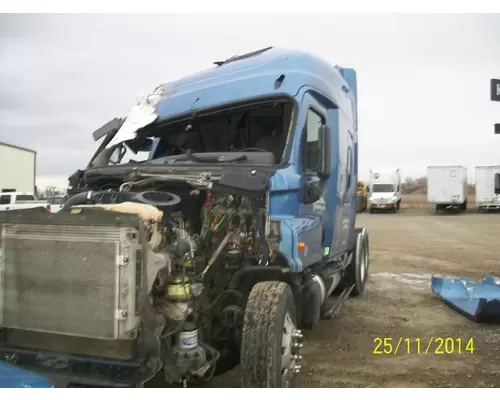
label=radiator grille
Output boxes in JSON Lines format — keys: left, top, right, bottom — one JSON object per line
{"left": 0, "top": 224, "right": 125, "bottom": 340}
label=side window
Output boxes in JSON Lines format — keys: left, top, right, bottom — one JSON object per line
{"left": 304, "top": 109, "right": 324, "bottom": 173}
{"left": 0, "top": 195, "right": 11, "bottom": 204}
{"left": 15, "top": 195, "right": 35, "bottom": 202}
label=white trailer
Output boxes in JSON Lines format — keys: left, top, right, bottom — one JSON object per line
{"left": 427, "top": 166, "right": 468, "bottom": 213}
{"left": 474, "top": 165, "right": 500, "bottom": 212}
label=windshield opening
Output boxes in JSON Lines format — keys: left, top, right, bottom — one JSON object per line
{"left": 372, "top": 184, "right": 394, "bottom": 193}
{"left": 108, "top": 100, "right": 293, "bottom": 166}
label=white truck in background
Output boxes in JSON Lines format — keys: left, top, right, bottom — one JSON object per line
{"left": 474, "top": 165, "right": 500, "bottom": 212}
{"left": 0, "top": 192, "right": 51, "bottom": 212}
{"left": 367, "top": 169, "right": 402, "bottom": 213}
{"left": 427, "top": 166, "right": 468, "bottom": 213}
{"left": 46, "top": 196, "right": 67, "bottom": 213}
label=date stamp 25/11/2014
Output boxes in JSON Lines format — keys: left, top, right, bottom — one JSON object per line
{"left": 373, "top": 337, "right": 475, "bottom": 355}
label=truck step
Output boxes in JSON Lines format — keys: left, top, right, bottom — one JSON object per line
{"left": 322, "top": 284, "right": 355, "bottom": 319}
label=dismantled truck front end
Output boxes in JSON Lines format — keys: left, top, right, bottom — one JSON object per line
{"left": 0, "top": 47, "right": 369, "bottom": 388}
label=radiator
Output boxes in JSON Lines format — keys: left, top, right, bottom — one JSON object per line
{"left": 0, "top": 223, "right": 141, "bottom": 341}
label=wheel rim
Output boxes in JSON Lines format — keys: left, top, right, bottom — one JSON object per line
{"left": 360, "top": 242, "right": 367, "bottom": 283}
{"left": 281, "top": 313, "right": 303, "bottom": 387}
{"left": 364, "top": 241, "right": 369, "bottom": 279}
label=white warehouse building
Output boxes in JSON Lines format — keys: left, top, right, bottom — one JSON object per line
{"left": 0, "top": 141, "right": 37, "bottom": 194}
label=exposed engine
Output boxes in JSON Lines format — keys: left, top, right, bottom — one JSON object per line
{"left": 63, "top": 180, "right": 274, "bottom": 385}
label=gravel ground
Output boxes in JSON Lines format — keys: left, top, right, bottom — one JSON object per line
{"left": 151, "top": 208, "right": 500, "bottom": 388}
{"left": 296, "top": 209, "right": 500, "bottom": 388}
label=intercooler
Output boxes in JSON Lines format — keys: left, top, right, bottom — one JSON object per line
{"left": 0, "top": 210, "right": 142, "bottom": 342}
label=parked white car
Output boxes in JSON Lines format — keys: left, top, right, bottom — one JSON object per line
{"left": 0, "top": 192, "right": 51, "bottom": 212}
{"left": 46, "top": 196, "right": 66, "bottom": 213}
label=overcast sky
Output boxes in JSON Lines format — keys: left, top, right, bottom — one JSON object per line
{"left": 1, "top": 13, "right": 499, "bottom": 188}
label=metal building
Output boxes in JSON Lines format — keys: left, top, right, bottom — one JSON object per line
{"left": 0, "top": 142, "right": 37, "bottom": 194}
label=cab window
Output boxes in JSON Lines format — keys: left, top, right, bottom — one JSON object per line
{"left": 304, "top": 109, "right": 324, "bottom": 173}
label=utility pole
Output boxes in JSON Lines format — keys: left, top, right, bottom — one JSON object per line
{"left": 491, "top": 79, "right": 500, "bottom": 201}
{"left": 491, "top": 79, "right": 500, "bottom": 134}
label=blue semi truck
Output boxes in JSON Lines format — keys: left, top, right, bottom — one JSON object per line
{"left": 0, "top": 47, "right": 369, "bottom": 388}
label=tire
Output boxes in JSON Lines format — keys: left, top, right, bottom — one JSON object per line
{"left": 344, "top": 228, "right": 370, "bottom": 297}
{"left": 241, "top": 281, "right": 302, "bottom": 388}
{"left": 396, "top": 200, "right": 400, "bottom": 211}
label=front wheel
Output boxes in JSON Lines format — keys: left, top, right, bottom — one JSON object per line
{"left": 241, "top": 281, "right": 303, "bottom": 388}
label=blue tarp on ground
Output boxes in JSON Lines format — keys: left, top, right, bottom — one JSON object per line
{"left": 0, "top": 362, "right": 54, "bottom": 388}
{"left": 431, "top": 274, "right": 500, "bottom": 323}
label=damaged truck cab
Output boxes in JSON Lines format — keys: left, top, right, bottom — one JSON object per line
{"left": 0, "top": 47, "right": 369, "bottom": 388}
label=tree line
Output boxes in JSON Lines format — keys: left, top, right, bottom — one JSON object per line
{"left": 401, "top": 177, "right": 475, "bottom": 195}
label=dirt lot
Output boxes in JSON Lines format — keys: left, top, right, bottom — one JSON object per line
{"left": 151, "top": 198, "right": 500, "bottom": 388}
{"left": 294, "top": 209, "right": 500, "bottom": 388}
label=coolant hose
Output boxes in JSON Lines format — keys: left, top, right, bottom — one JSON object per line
{"left": 61, "top": 190, "right": 95, "bottom": 211}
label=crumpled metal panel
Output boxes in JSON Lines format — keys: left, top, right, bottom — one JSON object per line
{"left": 1, "top": 224, "right": 122, "bottom": 339}
{"left": 431, "top": 274, "right": 500, "bottom": 322}
{"left": 0, "top": 361, "right": 54, "bottom": 388}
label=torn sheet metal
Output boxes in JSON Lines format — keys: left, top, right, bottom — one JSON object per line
{"left": 0, "top": 361, "right": 54, "bottom": 388}
{"left": 106, "top": 86, "right": 167, "bottom": 149}
{"left": 431, "top": 275, "right": 500, "bottom": 322}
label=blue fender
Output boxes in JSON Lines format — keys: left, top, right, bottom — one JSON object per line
{"left": 0, "top": 362, "right": 54, "bottom": 388}
{"left": 431, "top": 275, "right": 500, "bottom": 323}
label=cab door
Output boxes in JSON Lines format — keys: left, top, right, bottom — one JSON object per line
{"left": 298, "top": 92, "right": 341, "bottom": 263}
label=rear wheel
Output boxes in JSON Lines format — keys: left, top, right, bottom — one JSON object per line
{"left": 345, "top": 228, "right": 370, "bottom": 297}
{"left": 241, "top": 281, "right": 303, "bottom": 388}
